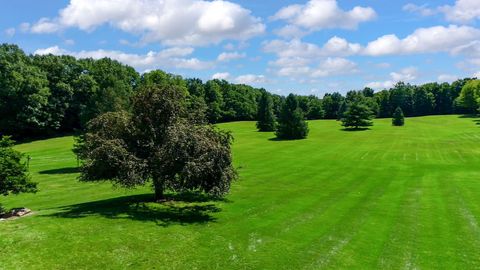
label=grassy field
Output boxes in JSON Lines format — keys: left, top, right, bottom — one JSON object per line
{"left": 1, "top": 115, "right": 480, "bottom": 269}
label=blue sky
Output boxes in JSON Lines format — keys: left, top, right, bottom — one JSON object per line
{"left": 1, "top": 0, "right": 480, "bottom": 96}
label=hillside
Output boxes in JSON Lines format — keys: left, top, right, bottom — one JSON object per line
{"left": 1, "top": 115, "right": 480, "bottom": 269}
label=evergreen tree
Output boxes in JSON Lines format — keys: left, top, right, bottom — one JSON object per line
{"left": 256, "top": 92, "right": 276, "bottom": 132}
{"left": 276, "top": 94, "right": 309, "bottom": 140}
{"left": 341, "top": 101, "right": 374, "bottom": 129}
{"left": 392, "top": 107, "right": 405, "bottom": 126}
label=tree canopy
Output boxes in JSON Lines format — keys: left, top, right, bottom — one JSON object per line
{"left": 341, "top": 101, "right": 375, "bottom": 130}
{"left": 275, "top": 94, "right": 309, "bottom": 140}
{"left": 256, "top": 91, "right": 276, "bottom": 132}
{"left": 0, "top": 136, "right": 36, "bottom": 199}
{"left": 392, "top": 107, "right": 405, "bottom": 126}
{"left": 0, "top": 43, "right": 477, "bottom": 140}
{"left": 74, "top": 85, "right": 237, "bottom": 201}
{"left": 456, "top": 80, "right": 480, "bottom": 114}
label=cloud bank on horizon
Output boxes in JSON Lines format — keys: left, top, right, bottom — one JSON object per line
{"left": 2, "top": 0, "right": 480, "bottom": 95}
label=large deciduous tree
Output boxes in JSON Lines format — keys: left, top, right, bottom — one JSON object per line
{"left": 0, "top": 136, "right": 37, "bottom": 212}
{"left": 256, "top": 92, "right": 276, "bottom": 132}
{"left": 75, "top": 85, "right": 236, "bottom": 201}
{"left": 275, "top": 94, "right": 309, "bottom": 140}
{"left": 455, "top": 80, "right": 480, "bottom": 114}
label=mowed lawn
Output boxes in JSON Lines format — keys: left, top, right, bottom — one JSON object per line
{"left": 2, "top": 115, "right": 480, "bottom": 269}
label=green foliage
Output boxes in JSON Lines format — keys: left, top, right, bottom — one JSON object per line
{"left": 276, "top": 94, "right": 309, "bottom": 140}
{"left": 1, "top": 42, "right": 478, "bottom": 140}
{"left": 341, "top": 101, "right": 375, "bottom": 129}
{"left": 0, "top": 136, "right": 37, "bottom": 197}
{"left": 256, "top": 92, "right": 276, "bottom": 131}
{"left": 75, "top": 85, "right": 236, "bottom": 200}
{"left": 455, "top": 80, "right": 480, "bottom": 113}
{"left": 322, "top": 92, "right": 344, "bottom": 119}
{"left": 5, "top": 116, "right": 480, "bottom": 268}
{"left": 392, "top": 107, "right": 405, "bottom": 126}
{"left": 306, "top": 96, "right": 325, "bottom": 120}
{"left": 413, "top": 87, "right": 435, "bottom": 116}
{"left": 0, "top": 44, "right": 50, "bottom": 137}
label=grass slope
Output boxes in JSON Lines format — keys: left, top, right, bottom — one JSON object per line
{"left": 1, "top": 115, "right": 480, "bottom": 269}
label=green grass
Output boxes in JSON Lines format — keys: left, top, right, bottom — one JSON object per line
{"left": 2, "top": 115, "right": 480, "bottom": 269}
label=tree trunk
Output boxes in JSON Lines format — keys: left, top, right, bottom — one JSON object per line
{"left": 153, "top": 178, "right": 165, "bottom": 202}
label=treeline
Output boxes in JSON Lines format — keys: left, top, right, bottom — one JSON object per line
{"left": 0, "top": 43, "right": 477, "bottom": 139}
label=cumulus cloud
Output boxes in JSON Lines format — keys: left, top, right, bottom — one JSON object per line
{"left": 263, "top": 38, "right": 359, "bottom": 79}
{"left": 273, "top": 25, "right": 308, "bottom": 39}
{"left": 212, "top": 72, "right": 230, "bottom": 80}
{"left": 438, "top": 74, "right": 459, "bottom": 82}
{"left": 217, "top": 51, "right": 246, "bottom": 62}
{"left": 28, "top": 0, "right": 265, "bottom": 46}
{"left": 404, "top": 1, "right": 480, "bottom": 23}
{"left": 439, "top": 0, "right": 480, "bottom": 23}
{"left": 366, "top": 67, "right": 418, "bottom": 90}
{"left": 234, "top": 74, "right": 267, "bottom": 84}
{"left": 263, "top": 37, "right": 360, "bottom": 59}
{"left": 363, "top": 25, "right": 480, "bottom": 56}
{"left": 271, "top": 0, "right": 376, "bottom": 32}
{"left": 402, "top": 4, "right": 436, "bottom": 17}
{"left": 34, "top": 46, "right": 214, "bottom": 71}
{"left": 266, "top": 25, "right": 480, "bottom": 59}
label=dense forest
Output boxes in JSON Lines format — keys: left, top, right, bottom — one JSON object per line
{"left": 0, "top": 43, "right": 478, "bottom": 139}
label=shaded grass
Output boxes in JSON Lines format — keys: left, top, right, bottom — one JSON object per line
{"left": 1, "top": 115, "right": 480, "bottom": 269}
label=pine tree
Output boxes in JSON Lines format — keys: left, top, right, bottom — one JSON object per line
{"left": 276, "top": 94, "right": 309, "bottom": 140}
{"left": 256, "top": 92, "right": 276, "bottom": 131}
{"left": 341, "top": 101, "right": 374, "bottom": 129}
{"left": 392, "top": 106, "right": 405, "bottom": 126}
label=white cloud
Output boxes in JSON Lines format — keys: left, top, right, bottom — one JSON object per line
{"left": 404, "top": 1, "right": 480, "bottom": 23}
{"left": 366, "top": 67, "right": 418, "bottom": 90}
{"left": 263, "top": 38, "right": 359, "bottom": 79}
{"left": 212, "top": 72, "right": 230, "bottom": 80}
{"left": 34, "top": 46, "right": 213, "bottom": 71}
{"left": 403, "top": 4, "right": 436, "bottom": 16}
{"left": 4, "top": 28, "right": 15, "bottom": 37}
{"left": 366, "top": 81, "right": 394, "bottom": 90}
{"left": 31, "top": 18, "right": 62, "bottom": 33}
{"left": 28, "top": 0, "right": 265, "bottom": 46}
{"left": 311, "top": 57, "right": 357, "bottom": 77}
{"left": 271, "top": 0, "right": 376, "bottom": 31}
{"left": 391, "top": 67, "right": 418, "bottom": 82}
{"left": 234, "top": 74, "right": 267, "bottom": 84}
{"left": 439, "top": 0, "right": 480, "bottom": 23}
{"left": 217, "top": 51, "right": 246, "bottom": 62}
{"left": 263, "top": 37, "right": 360, "bottom": 59}
{"left": 363, "top": 25, "right": 480, "bottom": 56}
{"left": 474, "top": 71, "right": 480, "bottom": 78}
{"left": 451, "top": 41, "right": 480, "bottom": 57}
{"left": 322, "top": 36, "right": 362, "bottom": 56}
{"left": 273, "top": 25, "right": 307, "bottom": 39}
{"left": 438, "top": 74, "right": 459, "bottom": 82}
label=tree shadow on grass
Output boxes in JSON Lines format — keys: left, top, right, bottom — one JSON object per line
{"left": 39, "top": 167, "right": 79, "bottom": 175}
{"left": 341, "top": 127, "right": 370, "bottom": 132}
{"left": 458, "top": 114, "right": 479, "bottom": 118}
{"left": 47, "top": 193, "right": 222, "bottom": 227}
{"left": 268, "top": 137, "right": 307, "bottom": 141}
